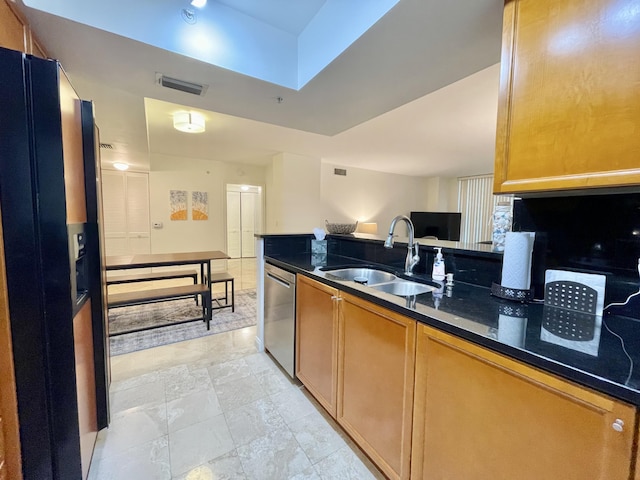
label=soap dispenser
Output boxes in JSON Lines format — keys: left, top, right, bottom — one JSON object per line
{"left": 432, "top": 247, "right": 446, "bottom": 281}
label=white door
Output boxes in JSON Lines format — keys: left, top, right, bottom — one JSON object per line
{"left": 102, "top": 171, "right": 127, "bottom": 255}
{"left": 101, "top": 171, "right": 150, "bottom": 256}
{"left": 241, "top": 192, "right": 256, "bottom": 257}
{"left": 226, "top": 191, "right": 241, "bottom": 259}
{"left": 126, "top": 173, "right": 151, "bottom": 254}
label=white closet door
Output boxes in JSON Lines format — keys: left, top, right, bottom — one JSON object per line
{"left": 125, "top": 173, "right": 150, "bottom": 254}
{"left": 226, "top": 191, "right": 241, "bottom": 259}
{"left": 101, "top": 171, "right": 128, "bottom": 256}
{"left": 241, "top": 192, "right": 256, "bottom": 257}
{"left": 101, "top": 170, "right": 150, "bottom": 256}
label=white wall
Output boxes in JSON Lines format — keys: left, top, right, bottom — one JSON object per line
{"left": 148, "top": 154, "right": 265, "bottom": 255}
{"left": 145, "top": 152, "right": 460, "bottom": 248}
{"left": 423, "top": 176, "right": 459, "bottom": 212}
{"left": 266, "top": 153, "right": 323, "bottom": 233}
{"left": 319, "top": 163, "right": 431, "bottom": 231}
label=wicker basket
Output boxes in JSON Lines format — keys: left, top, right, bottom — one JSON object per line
{"left": 325, "top": 220, "right": 358, "bottom": 234}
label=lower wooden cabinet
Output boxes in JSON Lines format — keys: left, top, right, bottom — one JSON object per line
{"left": 411, "top": 324, "right": 636, "bottom": 480}
{"left": 295, "top": 275, "right": 339, "bottom": 417}
{"left": 338, "top": 292, "right": 416, "bottom": 480}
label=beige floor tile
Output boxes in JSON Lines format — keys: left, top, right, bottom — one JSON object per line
{"left": 215, "top": 374, "right": 268, "bottom": 412}
{"left": 88, "top": 436, "right": 170, "bottom": 480}
{"left": 168, "top": 415, "right": 235, "bottom": 477}
{"left": 270, "top": 386, "right": 318, "bottom": 426}
{"left": 313, "top": 445, "right": 386, "bottom": 480}
{"left": 167, "top": 389, "right": 222, "bottom": 433}
{"left": 289, "top": 466, "right": 322, "bottom": 480}
{"left": 207, "top": 358, "right": 252, "bottom": 386}
{"left": 225, "top": 397, "right": 287, "bottom": 447}
{"left": 244, "top": 351, "right": 281, "bottom": 374}
{"left": 164, "top": 366, "right": 213, "bottom": 402}
{"left": 93, "top": 403, "right": 168, "bottom": 459}
{"left": 236, "top": 427, "right": 312, "bottom": 480}
{"left": 255, "top": 366, "right": 297, "bottom": 396}
{"left": 288, "top": 411, "right": 347, "bottom": 464}
{"left": 172, "top": 450, "right": 248, "bottom": 480}
{"left": 110, "top": 380, "right": 165, "bottom": 414}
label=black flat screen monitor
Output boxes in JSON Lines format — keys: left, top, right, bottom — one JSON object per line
{"left": 410, "top": 212, "right": 461, "bottom": 241}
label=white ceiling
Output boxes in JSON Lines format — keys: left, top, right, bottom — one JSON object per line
{"left": 15, "top": 0, "right": 504, "bottom": 177}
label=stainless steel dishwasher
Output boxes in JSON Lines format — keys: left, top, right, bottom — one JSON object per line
{"left": 264, "top": 262, "right": 296, "bottom": 378}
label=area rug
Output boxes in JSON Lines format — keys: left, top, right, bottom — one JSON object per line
{"left": 108, "top": 289, "right": 256, "bottom": 356}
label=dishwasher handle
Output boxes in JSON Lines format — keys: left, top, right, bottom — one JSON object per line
{"left": 266, "top": 272, "right": 292, "bottom": 288}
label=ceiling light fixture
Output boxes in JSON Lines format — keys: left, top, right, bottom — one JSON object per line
{"left": 190, "top": 0, "right": 207, "bottom": 8}
{"left": 113, "top": 162, "right": 129, "bottom": 171}
{"left": 173, "top": 111, "right": 206, "bottom": 133}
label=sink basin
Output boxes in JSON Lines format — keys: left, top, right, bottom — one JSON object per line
{"left": 370, "top": 280, "right": 435, "bottom": 297}
{"left": 322, "top": 268, "right": 396, "bottom": 285}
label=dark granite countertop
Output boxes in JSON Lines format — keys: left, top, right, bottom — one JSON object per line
{"left": 264, "top": 251, "right": 640, "bottom": 407}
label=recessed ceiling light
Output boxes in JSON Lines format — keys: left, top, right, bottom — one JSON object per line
{"left": 190, "top": 0, "right": 206, "bottom": 8}
{"left": 173, "top": 111, "right": 205, "bottom": 133}
{"left": 113, "top": 162, "right": 129, "bottom": 171}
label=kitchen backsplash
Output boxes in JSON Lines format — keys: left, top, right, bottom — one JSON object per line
{"left": 513, "top": 192, "right": 640, "bottom": 318}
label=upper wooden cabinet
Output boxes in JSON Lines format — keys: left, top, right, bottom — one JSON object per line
{"left": 494, "top": 0, "right": 640, "bottom": 194}
{"left": 411, "top": 324, "right": 636, "bottom": 480}
{"left": 0, "top": 0, "right": 48, "bottom": 58}
{"left": 0, "top": 0, "right": 25, "bottom": 53}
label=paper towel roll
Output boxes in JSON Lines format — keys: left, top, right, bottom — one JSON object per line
{"left": 498, "top": 314, "right": 527, "bottom": 348}
{"left": 500, "top": 232, "right": 535, "bottom": 290}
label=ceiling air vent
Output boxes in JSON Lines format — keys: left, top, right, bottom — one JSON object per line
{"left": 99, "top": 143, "right": 114, "bottom": 150}
{"left": 156, "top": 73, "right": 208, "bottom": 96}
{"left": 334, "top": 168, "right": 347, "bottom": 176}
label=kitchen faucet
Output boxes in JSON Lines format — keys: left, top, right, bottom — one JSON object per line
{"left": 384, "top": 215, "right": 420, "bottom": 276}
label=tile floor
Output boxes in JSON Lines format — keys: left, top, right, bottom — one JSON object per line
{"left": 90, "top": 257, "right": 385, "bottom": 480}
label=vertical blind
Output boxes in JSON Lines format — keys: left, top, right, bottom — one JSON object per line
{"left": 457, "top": 174, "right": 513, "bottom": 244}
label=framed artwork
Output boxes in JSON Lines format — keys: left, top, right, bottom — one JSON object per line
{"left": 192, "top": 191, "right": 209, "bottom": 220}
{"left": 170, "top": 190, "right": 187, "bottom": 220}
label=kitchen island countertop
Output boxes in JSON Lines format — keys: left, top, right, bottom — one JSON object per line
{"left": 264, "top": 250, "right": 640, "bottom": 406}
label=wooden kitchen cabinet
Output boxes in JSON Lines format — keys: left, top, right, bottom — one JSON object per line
{"left": 337, "top": 292, "right": 416, "bottom": 480}
{"left": 494, "top": 0, "right": 640, "bottom": 194}
{"left": 295, "top": 275, "right": 339, "bottom": 417}
{"left": 0, "top": 0, "right": 48, "bottom": 58}
{"left": 411, "top": 324, "right": 636, "bottom": 480}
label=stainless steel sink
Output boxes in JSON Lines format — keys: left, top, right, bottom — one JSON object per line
{"left": 322, "top": 268, "right": 396, "bottom": 285}
{"left": 369, "top": 280, "right": 435, "bottom": 296}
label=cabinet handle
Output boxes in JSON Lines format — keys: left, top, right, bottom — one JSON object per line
{"left": 331, "top": 295, "right": 342, "bottom": 301}
{"left": 612, "top": 419, "right": 624, "bottom": 432}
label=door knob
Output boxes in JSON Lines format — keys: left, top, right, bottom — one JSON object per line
{"left": 612, "top": 419, "right": 624, "bottom": 432}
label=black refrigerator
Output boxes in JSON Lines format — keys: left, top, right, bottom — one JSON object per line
{"left": 0, "top": 47, "right": 109, "bottom": 480}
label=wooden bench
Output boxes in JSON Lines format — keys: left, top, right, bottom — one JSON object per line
{"left": 208, "top": 272, "right": 235, "bottom": 312}
{"left": 107, "top": 284, "right": 212, "bottom": 334}
{"left": 106, "top": 269, "right": 198, "bottom": 285}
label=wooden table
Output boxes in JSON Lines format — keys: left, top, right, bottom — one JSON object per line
{"left": 106, "top": 251, "right": 230, "bottom": 300}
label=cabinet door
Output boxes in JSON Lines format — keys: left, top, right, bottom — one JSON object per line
{"left": 412, "top": 324, "right": 635, "bottom": 480}
{"left": 338, "top": 293, "right": 416, "bottom": 480}
{"left": 0, "top": 1, "right": 26, "bottom": 53}
{"left": 494, "top": 0, "right": 640, "bottom": 194}
{"left": 295, "top": 275, "right": 339, "bottom": 417}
